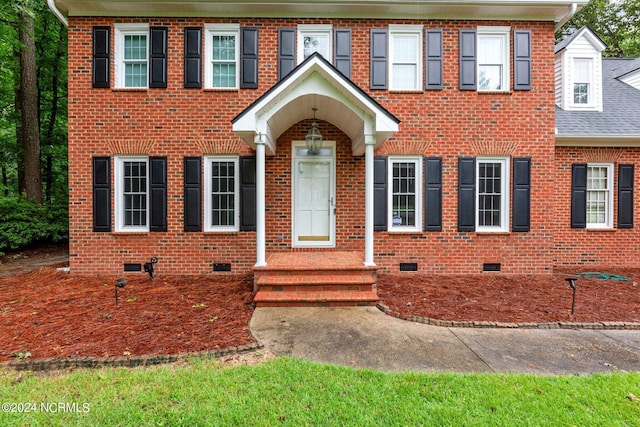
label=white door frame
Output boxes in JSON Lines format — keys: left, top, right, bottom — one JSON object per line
{"left": 292, "top": 141, "right": 336, "bottom": 248}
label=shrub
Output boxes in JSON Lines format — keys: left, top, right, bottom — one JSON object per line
{"left": 0, "top": 197, "right": 68, "bottom": 255}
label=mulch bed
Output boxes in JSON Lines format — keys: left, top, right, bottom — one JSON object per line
{"left": 2, "top": 263, "right": 640, "bottom": 362}
{"left": 377, "top": 269, "right": 640, "bottom": 324}
{"left": 0, "top": 268, "right": 255, "bottom": 362}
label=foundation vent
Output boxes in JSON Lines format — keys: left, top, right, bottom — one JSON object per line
{"left": 483, "top": 263, "right": 501, "bottom": 272}
{"left": 213, "top": 263, "right": 232, "bottom": 272}
{"left": 124, "top": 263, "right": 142, "bottom": 272}
{"left": 400, "top": 263, "right": 418, "bottom": 272}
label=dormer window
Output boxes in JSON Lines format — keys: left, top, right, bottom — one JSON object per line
{"left": 573, "top": 58, "right": 593, "bottom": 105}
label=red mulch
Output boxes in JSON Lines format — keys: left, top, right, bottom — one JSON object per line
{"left": 377, "top": 269, "right": 640, "bottom": 324}
{"left": 0, "top": 268, "right": 255, "bottom": 362}
{"left": 2, "top": 247, "right": 640, "bottom": 362}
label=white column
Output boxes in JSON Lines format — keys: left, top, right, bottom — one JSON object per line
{"left": 364, "top": 141, "right": 376, "bottom": 267}
{"left": 255, "top": 137, "right": 267, "bottom": 267}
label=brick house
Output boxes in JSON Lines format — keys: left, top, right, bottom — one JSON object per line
{"left": 47, "top": 0, "right": 639, "bottom": 305}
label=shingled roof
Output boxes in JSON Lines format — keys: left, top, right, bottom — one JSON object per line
{"left": 556, "top": 58, "right": 640, "bottom": 137}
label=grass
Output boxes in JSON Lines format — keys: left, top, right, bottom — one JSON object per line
{"left": 1, "top": 356, "right": 639, "bottom": 426}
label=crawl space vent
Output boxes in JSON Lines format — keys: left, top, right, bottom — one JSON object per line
{"left": 483, "top": 263, "right": 501, "bottom": 272}
{"left": 399, "top": 263, "right": 418, "bottom": 272}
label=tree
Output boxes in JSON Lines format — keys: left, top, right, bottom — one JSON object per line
{"left": 557, "top": 0, "right": 640, "bottom": 57}
{"left": 18, "top": 4, "right": 42, "bottom": 203}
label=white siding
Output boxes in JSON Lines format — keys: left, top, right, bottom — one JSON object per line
{"left": 555, "top": 54, "right": 563, "bottom": 107}
{"left": 620, "top": 70, "right": 640, "bottom": 91}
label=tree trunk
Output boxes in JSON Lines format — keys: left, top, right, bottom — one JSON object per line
{"left": 19, "top": 10, "right": 42, "bottom": 203}
{"left": 46, "top": 22, "right": 65, "bottom": 145}
{"left": 13, "top": 47, "right": 25, "bottom": 196}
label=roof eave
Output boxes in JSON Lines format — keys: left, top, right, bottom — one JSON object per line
{"left": 52, "top": 0, "right": 587, "bottom": 22}
{"left": 556, "top": 134, "right": 640, "bottom": 147}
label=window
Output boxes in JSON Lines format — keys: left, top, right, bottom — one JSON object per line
{"left": 477, "top": 27, "right": 509, "bottom": 91}
{"left": 388, "top": 157, "right": 422, "bottom": 232}
{"left": 115, "top": 156, "right": 149, "bottom": 232}
{"left": 573, "top": 58, "right": 592, "bottom": 105}
{"left": 205, "top": 24, "right": 240, "bottom": 89}
{"left": 389, "top": 25, "right": 423, "bottom": 91}
{"left": 115, "top": 23, "right": 149, "bottom": 88}
{"left": 204, "top": 156, "right": 239, "bottom": 231}
{"left": 297, "top": 25, "right": 332, "bottom": 63}
{"left": 586, "top": 163, "right": 613, "bottom": 228}
{"left": 476, "top": 157, "right": 509, "bottom": 232}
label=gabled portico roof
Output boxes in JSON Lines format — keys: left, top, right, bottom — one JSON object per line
{"left": 232, "top": 53, "right": 400, "bottom": 156}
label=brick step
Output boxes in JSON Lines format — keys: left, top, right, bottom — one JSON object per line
{"left": 255, "top": 272, "right": 376, "bottom": 287}
{"left": 253, "top": 290, "right": 378, "bottom": 307}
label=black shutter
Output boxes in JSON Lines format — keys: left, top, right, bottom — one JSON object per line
{"left": 370, "top": 29, "right": 388, "bottom": 90}
{"left": 184, "top": 27, "right": 202, "bottom": 88}
{"left": 512, "top": 157, "right": 531, "bottom": 232}
{"left": 240, "top": 156, "right": 257, "bottom": 231}
{"left": 374, "top": 156, "right": 387, "bottom": 230}
{"left": 426, "top": 29, "right": 443, "bottom": 90}
{"left": 571, "top": 164, "right": 587, "bottom": 228}
{"left": 424, "top": 157, "right": 442, "bottom": 231}
{"left": 241, "top": 27, "right": 259, "bottom": 89}
{"left": 513, "top": 30, "right": 532, "bottom": 90}
{"left": 459, "top": 30, "right": 477, "bottom": 90}
{"left": 92, "top": 26, "right": 110, "bottom": 88}
{"left": 149, "top": 157, "right": 167, "bottom": 232}
{"left": 458, "top": 157, "right": 476, "bottom": 231}
{"left": 93, "top": 157, "right": 111, "bottom": 232}
{"left": 184, "top": 157, "right": 201, "bottom": 232}
{"left": 334, "top": 29, "right": 352, "bottom": 78}
{"left": 618, "top": 164, "right": 634, "bottom": 229}
{"left": 278, "top": 28, "right": 296, "bottom": 80}
{"left": 149, "top": 27, "right": 168, "bottom": 88}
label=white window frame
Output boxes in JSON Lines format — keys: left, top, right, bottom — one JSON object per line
{"left": 476, "top": 157, "right": 510, "bottom": 232}
{"left": 114, "top": 23, "right": 149, "bottom": 89}
{"left": 477, "top": 26, "right": 510, "bottom": 92}
{"left": 204, "top": 24, "right": 240, "bottom": 90}
{"left": 586, "top": 163, "right": 613, "bottom": 229}
{"left": 571, "top": 57, "right": 594, "bottom": 107}
{"left": 388, "top": 24, "right": 423, "bottom": 91}
{"left": 114, "top": 156, "right": 149, "bottom": 232}
{"left": 388, "top": 156, "right": 422, "bottom": 232}
{"left": 204, "top": 155, "right": 240, "bottom": 232}
{"left": 297, "top": 24, "right": 333, "bottom": 64}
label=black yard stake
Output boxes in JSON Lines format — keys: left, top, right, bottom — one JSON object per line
{"left": 565, "top": 278, "right": 577, "bottom": 315}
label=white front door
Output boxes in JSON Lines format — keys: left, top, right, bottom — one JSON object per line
{"left": 293, "top": 142, "right": 335, "bottom": 247}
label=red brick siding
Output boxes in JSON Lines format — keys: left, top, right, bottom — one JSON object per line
{"left": 68, "top": 17, "right": 557, "bottom": 275}
{"left": 553, "top": 147, "right": 640, "bottom": 269}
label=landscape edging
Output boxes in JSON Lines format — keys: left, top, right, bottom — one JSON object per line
{"left": 1, "top": 342, "right": 263, "bottom": 372}
{"left": 376, "top": 303, "right": 640, "bottom": 330}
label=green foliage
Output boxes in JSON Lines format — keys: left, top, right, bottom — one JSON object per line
{"left": 1, "top": 357, "right": 639, "bottom": 426}
{"left": 0, "top": 197, "right": 68, "bottom": 254}
{"left": 557, "top": 0, "right": 640, "bottom": 57}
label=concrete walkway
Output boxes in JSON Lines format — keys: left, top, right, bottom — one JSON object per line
{"left": 250, "top": 307, "right": 640, "bottom": 374}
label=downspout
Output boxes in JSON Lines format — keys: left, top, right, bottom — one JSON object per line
{"left": 555, "top": 3, "right": 577, "bottom": 31}
{"left": 47, "top": 0, "right": 68, "bottom": 27}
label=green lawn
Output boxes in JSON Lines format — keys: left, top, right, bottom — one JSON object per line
{"left": 1, "top": 356, "right": 639, "bottom": 426}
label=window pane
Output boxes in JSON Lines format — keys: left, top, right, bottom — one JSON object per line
{"left": 478, "top": 162, "right": 502, "bottom": 227}
{"left": 122, "top": 161, "right": 147, "bottom": 227}
{"left": 303, "top": 34, "right": 329, "bottom": 59}
{"left": 212, "top": 34, "right": 237, "bottom": 88}
{"left": 124, "top": 35, "right": 146, "bottom": 60}
{"left": 213, "top": 35, "right": 236, "bottom": 60}
{"left": 392, "top": 64, "right": 418, "bottom": 90}
{"left": 586, "top": 166, "right": 609, "bottom": 226}
{"left": 478, "top": 36, "right": 503, "bottom": 64}
{"left": 479, "top": 65, "right": 502, "bottom": 90}
{"left": 574, "top": 59, "right": 591, "bottom": 83}
{"left": 125, "top": 63, "right": 147, "bottom": 88}
{"left": 392, "top": 35, "right": 418, "bottom": 62}
{"left": 573, "top": 83, "right": 589, "bottom": 104}
{"left": 210, "top": 161, "right": 236, "bottom": 227}
{"left": 392, "top": 162, "right": 416, "bottom": 227}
